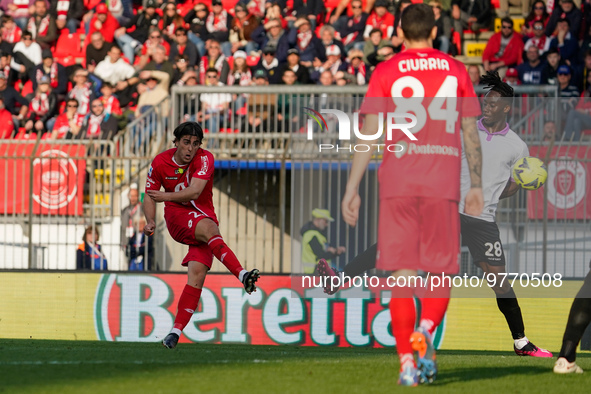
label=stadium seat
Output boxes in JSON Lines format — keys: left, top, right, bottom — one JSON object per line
{"left": 177, "top": 1, "right": 195, "bottom": 17}
{"left": 464, "top": 41, "right": 486, "bottom": 58}
{"left": 20, "top": 80, "right": 33, "bottom": 97}
{"left": 85, "top": 0, "right": 102, "bottom": 10}
{"left": 246, "top": 55, "right": 259, "bottom": 67}
{"left": 53, "top": 32, "right": 85, "bottom": 67}
{"left": 14, "top": 129, "right": 36, "bottom": 140}
{"left": 452, "top": 31, "right": 462, "bottom": 56}
{"left": 494, "top": 17, "right": 525, "bottom": 33}
{"left": 223, "top": 0, "right": 240, "bottom": 12}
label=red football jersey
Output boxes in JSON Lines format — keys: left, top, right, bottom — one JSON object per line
{"left": 360, "top": 47, "right": 481, "bottom": 202}
{"left": 145, "top": 148, "right": 217, "bottom": 221}
{"left": 52, "top": 113, "right": 84, "bottom": 139}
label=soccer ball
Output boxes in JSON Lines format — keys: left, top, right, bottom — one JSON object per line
{"left": 512, "top": 157, "right": 547, "bottom": 190}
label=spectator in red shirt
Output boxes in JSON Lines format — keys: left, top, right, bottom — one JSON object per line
{"left": 2, "top": 16, "right": 23, "bottom": 45}
{"left": 138, "top": 27, "right": 171, "bottom": 70}
{"left": 51, "top": 97, "right": 83, "bottom": 139}
{"left": 99, "top": 83, "right": 122, "bottom": 117}
{"left": 0, "top": 96, "right": 15, "bottom": 138}
{"left": 482, "top": 17, "right": 524, "bottom": 79}
{"left": 504, "top": 67, "right": 522, "bottom": 86}
{"left": 68, "top": 68, "right": 92, "bottom": 115}
{"left": 160, "top": 1, "right": 185, "bottom": 43}
{"left": 87, "top": 3, "right": 120, "bottom": 44}
{"left": 25, "top": 75, "right": 58, "bottom": 135}
{"left": 364, "top": 0, "right": 395, "bottom": 39}
{"left": 2, "top": 0, "right": 35, "bottom": 31}
{"left": 76, "top": 98, "right": 118, "bottom": 140}
{"left": 522, "top": 0, "right": 549, "bottom": 38}
{"left": 206, "top": 0, "right": 233, "bottom": 57}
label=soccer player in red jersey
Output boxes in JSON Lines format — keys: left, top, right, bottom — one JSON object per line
{"left": 143, "top": 122, "right": 260, "bottom": 349}
{"left": 341, "top": 4, "right": 483, "bottom": 386}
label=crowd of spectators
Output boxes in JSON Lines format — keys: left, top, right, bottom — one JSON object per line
{"left": 0, "top": 0, "right": 590, "bottom": 140}
{"left": 476, "top": 0, "right": 591, "bottom": 140}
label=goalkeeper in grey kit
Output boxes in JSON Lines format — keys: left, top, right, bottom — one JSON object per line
{"left": 318, "top": 71, "right": 552, "bottom": 357}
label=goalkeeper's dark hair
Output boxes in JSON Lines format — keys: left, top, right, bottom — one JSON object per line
{"left": 480, "top": 70, "right": 514, "bottom": 98}
{"left": 173, "top": 121, "right": 204, "bottom": 143}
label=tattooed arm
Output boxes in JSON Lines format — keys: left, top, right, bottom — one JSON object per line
{"left": 462, "top": 116, "right": 484, "bottom": 216}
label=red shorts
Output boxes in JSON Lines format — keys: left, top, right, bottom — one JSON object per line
{"left": 376, "top": 197, "right": 460, "bottom": 274}
{"left": 164, "top": 205, "right": 217, "bottom": 268}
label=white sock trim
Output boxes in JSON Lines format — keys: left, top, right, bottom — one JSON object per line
{"left": 171, "top": 328, "right": 182, "bottom": 336}
{"left": 238, "top": 269, "right": 248, "bottom": 282}
{"left": 208, "top": 235, "right": 223, "bottom": 245}
{"left": 419, "top": 319, "right": 435, "bottom": 334}
{"left": 399, "top": 353, "right": 415, "bottom": 369}
{"left": 515, "top": 336, "right": 529, "bottom": 349}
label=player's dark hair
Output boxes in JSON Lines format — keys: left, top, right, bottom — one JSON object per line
{"left": 400, "top": 4, "right": 435, "bottom": 42}
{"left": 173, "top": 121, "right": 204, "bottom": 143}
{"left": 480, "top": 70, "right": 514, "bottom": 98}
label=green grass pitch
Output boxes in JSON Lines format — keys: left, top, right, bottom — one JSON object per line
{"left": 1, "top": 339, "right": 590, "bottom": 393}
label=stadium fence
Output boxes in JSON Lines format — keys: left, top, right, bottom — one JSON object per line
{"left": 2, "top": 85, "right": 591, "bottom": 278}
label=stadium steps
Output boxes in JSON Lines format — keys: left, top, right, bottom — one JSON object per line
{"left": 455, "top": 56, "right": 483, "bottom": 65}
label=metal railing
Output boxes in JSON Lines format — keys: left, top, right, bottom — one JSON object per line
{"left": 0, "top": 137, "right": 117, "bottom": 269}
{"left": 1, "top": 83, "right": 588, "bottom": 277}
{"left": 113, "top": 96, "right": 170, "bottom": 184}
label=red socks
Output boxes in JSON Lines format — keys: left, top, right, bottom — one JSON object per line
{"left": 420, "top": 284, "right": 451, "bottom": 335}
{"left": 208, "top": 235, "right": 244, "bottom": 278}
{"left": 173, "top": 284, "right": 202, "bottom": 331}
{"left": 389, "top": 287, "right": 416, "bottom": 355}
{"left": 389, "top": 280, "right": 451, "bottom": 357}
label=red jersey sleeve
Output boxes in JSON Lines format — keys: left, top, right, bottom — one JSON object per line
{"left": 145, "top": 158, "right": 163, "bottom": 192}
{"left": 192, "top": 150, "right": 214, "bottom": 181}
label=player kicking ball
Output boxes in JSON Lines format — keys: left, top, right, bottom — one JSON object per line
{"left": 320, "top": 71, "right": 552, "bottom": 379}
{"left": 143, "top": 121, "right": 260, "bottom": 349}
{"left": 341, "top": 4, "right": 484, "bottom": 386}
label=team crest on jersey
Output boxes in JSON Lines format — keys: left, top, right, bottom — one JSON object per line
{"left": 175, "top": 168, "right": 184, "bottom": 174}
{"left": 198, "top": 156, "right": 209, "bottom": 176}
